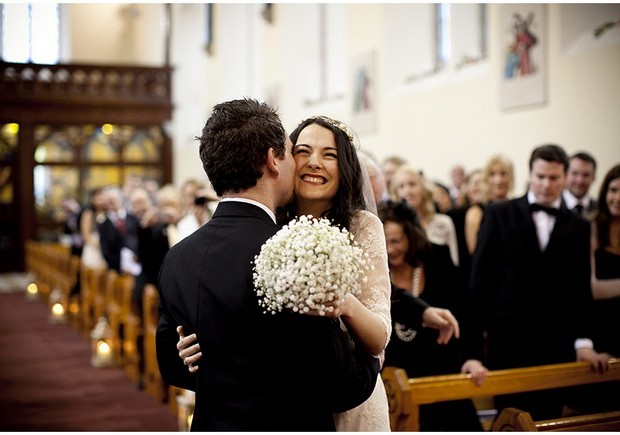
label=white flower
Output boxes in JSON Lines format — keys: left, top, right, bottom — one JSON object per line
{"left": 253, "top": 215, "right": 369, "bottom": 315}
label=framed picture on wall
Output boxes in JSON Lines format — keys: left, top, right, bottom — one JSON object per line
{"left": 499, "top": 4, "right": 547, "bottom": 109}
{"left": 350, "top": 51, "right": 376, "bottom": 134}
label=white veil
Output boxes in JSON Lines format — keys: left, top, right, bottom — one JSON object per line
{"left": 357, "top": 151, "right": 379, "bottom": 216}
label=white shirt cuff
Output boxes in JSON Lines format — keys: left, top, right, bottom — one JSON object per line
{"left": 574, "top": 338, "right": 594, "bottom": 350}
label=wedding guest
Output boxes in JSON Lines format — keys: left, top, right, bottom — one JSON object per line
{"left": 177, "top": 185, "right": 219, "bottom": 241}
{"left": 444, "top": 169, "right": 485, "bottom": 287}
{"left": 563, "top": 151, "right": 598, "bottom": 219}
{"left": 98, "top": 185, "right": 140, "bottom": 274}
{"left": 381, "top": 155, "right": 407, "bottom": 199}
{"left": 136, "top": 184, "right": 183, "bottom": 313}
{"left": 358, "top": 150, "right": 389, "bottom": 206}
{"left": 465, "top": 154, "right": 514, "bottom": 254}
{"left": 128, "top": 186, "right": 153, "bottom": 223}
{"left": 432, "top": 180, "right": 454, "bottom": 213}
{"left": 461, "top": 168, "right": 485, "bottom": 209}
{"left": 468, "top": 144, "right": 610, "bottom": 421}
{"left": 567, "top": 163, "right": 620, "bottom": 415}
{"left": 60, "top": 196, "right": 83, "bottom": 257}
{"left": 590, "top": 163, "right": 620, "bottom": 302}
{"left": 449, "top": 164, "right": 466, "bottom": 206}
{"left": 379, "top": 199, "right": 487, "bottom": 431}
{"left": 156, "top": 99, "right": 380, "bottom": 431}
{"left": 391, "top": 165, "right": 460, "bottom": 267}
{"left": 179, "top": 178, "right": 205, "bottom": 216}
{"left": 80, "top": 187, "right": 107, "bottom": 270}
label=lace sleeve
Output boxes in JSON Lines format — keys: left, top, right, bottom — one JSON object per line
{"left": 351, "top": 210, "right": 392, "bottom": 350}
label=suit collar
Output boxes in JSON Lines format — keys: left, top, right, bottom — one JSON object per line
{"left": 212, "top": 200, "right": 277, "bottom": 223}
{"left": 219, "top": 198, "right": 276, "bottom": 223}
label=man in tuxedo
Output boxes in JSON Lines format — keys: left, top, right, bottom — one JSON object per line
{"left": 468, "top": 144, "right": 609, "bottom": 420}
{"left": 563, "top": 151, "right": 598, "bottom": 219}
{"left": 156, "top": 98, "right": 380, "bottom": 431}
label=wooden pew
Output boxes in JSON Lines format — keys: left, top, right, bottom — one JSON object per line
{"left": 65, "top": 255, "right": 82, "bottom": 330}
{"left": 143, "top": 283, "right": 167, "bottom": 403}
{"left": 382, "top": 358, "right": 620, "bottom": 431}
{"left": 25, "top": 241, "right": 71, "bottom": 304}
{"left": 79, "top": 265, "right": 107, "bottom": 337}
{"left": 493, "top": 407, "right": 620, "bottom": 431}
{"left": 118, "top": 274, "right": 141, "bottom": 385}
{"left": 103, "top": 269, "right": 123, "bottom": 364}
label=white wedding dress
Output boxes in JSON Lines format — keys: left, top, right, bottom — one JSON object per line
{"left": 334, "top": 210, "right": 392, "bottom": 432}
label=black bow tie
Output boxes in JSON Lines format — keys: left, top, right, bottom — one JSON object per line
{"left": 530, "top": 203, "right": 559, "bottom": 216}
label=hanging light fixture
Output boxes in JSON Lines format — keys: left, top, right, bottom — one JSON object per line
{"left": 90, "top": 316, "right": 114, "bottom": 368}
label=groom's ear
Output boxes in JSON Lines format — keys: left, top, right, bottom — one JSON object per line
{"left": 265, "top": 147, "right": 280, "bottom": 177}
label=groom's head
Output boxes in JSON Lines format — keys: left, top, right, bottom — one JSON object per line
{"left": 198, "top": 98, "right": 290, "bottom": 198}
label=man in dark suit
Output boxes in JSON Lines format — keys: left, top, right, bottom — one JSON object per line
{"left": 156, "top": 98, "right": 379, "bottom": 431}
{"left": 468, "top": 144, "right": 610, "bottom": 420}
{"left": 563, "top": 151, "right": 598, "bottom": 220}
{"left": 98, "top": 185, "right": 141, "bottom": 274}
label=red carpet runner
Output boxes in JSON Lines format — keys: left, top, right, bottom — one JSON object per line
{"left": 0, "top": 292, "right": 178, "bottom": 431}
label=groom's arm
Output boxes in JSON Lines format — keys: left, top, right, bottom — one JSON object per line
{"left": 325, "top": 318, "right": 381, "bottom": 413}
{"left": 155, "top": 305, "right": 197, "bottom": 391}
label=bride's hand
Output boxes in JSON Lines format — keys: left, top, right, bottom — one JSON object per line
{"left": 303, "top": 294, "right": 351, "bottom": 318}
{"left": 177, "top": 325, "right": 201, "bottom": 373}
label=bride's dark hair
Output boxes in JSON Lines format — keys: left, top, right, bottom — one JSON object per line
{"left": 280, "top": 116, "right": 366, "bottom": 230}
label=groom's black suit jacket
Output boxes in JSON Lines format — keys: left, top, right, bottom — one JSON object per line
{"left": 156, "top": 201, "right": 379, "bottom": 431}
{"left": 468, "top": 195, "right": 592, "bottom": 370}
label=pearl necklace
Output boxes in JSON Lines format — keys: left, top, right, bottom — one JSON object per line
{"left": 412, "top": 267, "right": 425, "bottom": 297}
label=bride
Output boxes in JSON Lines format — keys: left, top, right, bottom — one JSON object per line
{"left": 178, "top": 115, "right": 392, "bottom": 431}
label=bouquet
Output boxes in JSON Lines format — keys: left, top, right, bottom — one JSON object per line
{"left": 253, "top": 215, "right": 368, "bottom": 315}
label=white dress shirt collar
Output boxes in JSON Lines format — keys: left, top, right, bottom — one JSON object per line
{"left": 220, "top": 198, "right": 277, "bottom": 224}
{"left": 562, "top": 190, "right": 590, "bottom": 210}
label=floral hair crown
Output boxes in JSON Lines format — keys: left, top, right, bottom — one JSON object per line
{"left": 309, "top": 115, "right": 355, "bottom": 143}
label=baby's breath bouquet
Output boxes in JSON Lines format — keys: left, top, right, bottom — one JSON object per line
{"left": 253, "top": 215, "right": 368, "bottom": 315}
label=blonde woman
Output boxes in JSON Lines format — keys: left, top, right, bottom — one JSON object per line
{"left": 391, "top": 165, "right": 460, "bottom": 267}
{"left": 465, "top": 155, "right": 514, "bottom": 254}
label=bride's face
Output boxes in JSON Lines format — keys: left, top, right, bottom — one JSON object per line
{"left": 293, "top": 124, "right": 340, "bottom": 208}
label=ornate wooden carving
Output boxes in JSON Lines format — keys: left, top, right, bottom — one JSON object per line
{"left": 0, "top": 61, "right": 173, "bottom": 271}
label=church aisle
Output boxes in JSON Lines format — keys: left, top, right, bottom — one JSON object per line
{"left": 0, "top": 291, "right": 178, "bottom": 431}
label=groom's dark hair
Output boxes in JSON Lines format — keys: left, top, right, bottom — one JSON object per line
{"left": 198, "top": 98, "right": 287, "bottom": 196}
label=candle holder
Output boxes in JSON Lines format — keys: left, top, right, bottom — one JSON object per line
{"left": 176, "top": 389, "right": 195, "bottom": 431}
{"left": 90, "top": 316, "right": 115, "bottom": 368}
{"left": 48, "top": 287, "right": 67, "bottom": 324}
{"left": 25, "top": 282, "right": 40, "bottom": 301}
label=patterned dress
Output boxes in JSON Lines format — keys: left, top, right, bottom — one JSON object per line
{"left": 333, "top": 210, "right": 392, "bottom": 431}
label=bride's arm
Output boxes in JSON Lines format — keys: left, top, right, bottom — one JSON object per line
{"left": 339, "top": 211, "right": 392, "bottom": 356}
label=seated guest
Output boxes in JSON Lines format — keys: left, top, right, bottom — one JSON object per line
{"left": 378, "top": 199, "right": 487, "bottom": 431}
{"left": 567, "top": 163, "right": 620, "bottom": 414}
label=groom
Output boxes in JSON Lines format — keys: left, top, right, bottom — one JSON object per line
{"left": 156, "top": 98, "right": 380, "bottom": 431}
